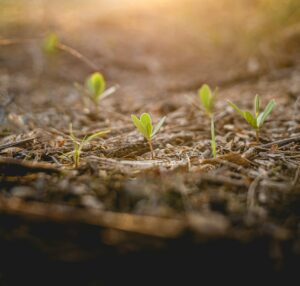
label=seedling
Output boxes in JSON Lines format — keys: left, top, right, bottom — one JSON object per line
{"left": 131, "top": 113, "right": 166, "bottom": 159}
{"left": 228, "top": 95, "right": 276, "bottom": 142}
{"left": 84, "top": 72, "right": 117, "bottom": 104}
{"left": 43, "top": 32, "right": 59, "bottom": 53}
{"left": 198, "top": 84, "right": 217, "bottom": 158}
{"left": 43, "top": 33, "right": 99, "bottom": 70}
{"left": 65, "top": 124, "right": 110, "bottom": 167}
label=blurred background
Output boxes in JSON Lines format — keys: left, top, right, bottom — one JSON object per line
{"left": 0, "top": 3, "right": 300, "bottom": 284}
{"left": 1, "top": 0, "right": 300, "bottom": 89}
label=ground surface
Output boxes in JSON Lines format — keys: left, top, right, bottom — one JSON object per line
{"left": 1, "top": 1, "right": 300, "bottom": 285}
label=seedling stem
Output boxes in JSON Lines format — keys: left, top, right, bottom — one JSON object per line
{"left": 210, "top": 114, "right": 217, "bottom": 158}
{"left": 148, "top": 140, "right": 154, "bottom": 159}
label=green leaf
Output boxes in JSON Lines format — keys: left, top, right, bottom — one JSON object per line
{"left": 43, "top": 33, "right": 59, "bottom": 53}
{"left": 69, "top": 124, "right": 78, "bottom": 143}
{"left": 140, "top": 113, "right": 153, "bottom": 139}
{"left": 257, "top": 99, "right": 276, "bottom": 127}
{"left": 254, "top": 95, "right": 260, "bottom": 117}
{"left": 131, "top": 114, "right": 149, "bottom": 139}
{"left": 85, "top": 130, "right": 110, "bottom": 143}
{"left": 199, "top": 84, "right": 213, "bottom": 114}
{"left": 227, "top": 101, "right": 244, "bottom": 117}
{"left": 228, "top": 101, "right": 258, "bottom": 129}
{"left": 243, "top": 111, "right": 258, "bottom": 129}
{"left": 86, "top": 72, "right": 106, "bottom": 102}
{"left": 77, "top": 130, "right": 110, "bottom": 152}
{"left": 101, "top": 85, "right": 118, "bottom": 100}
{"left": 152, "top": 116, "right": 166, "bottom": 137}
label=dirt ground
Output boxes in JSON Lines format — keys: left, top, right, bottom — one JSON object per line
{"left": 1, "top": 0, "right": 300, "bottom": 285}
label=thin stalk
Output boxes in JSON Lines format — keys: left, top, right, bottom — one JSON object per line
{"left": 74, "top": 152, "right": 79, "bottom": 168}
{"left": 148, "top": 139, "right": 154, "bottom": 159}
{"left": 210, "top": 115, "right": 217, "bottom": 158}
{"left": 255, "top": 129, "right": 260, "bottom": 143}
{"left": 57, "top": 43, "right": 99, "bottom": 71}
{"left": 0, "top": 38, "right": 99, "bottom": 71}
{"left": 73, "top": 144, "right": 80, "bottom": 168}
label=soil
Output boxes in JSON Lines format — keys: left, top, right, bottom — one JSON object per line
{"left": 1, "top": 1, "right": 300, "bottom": 285}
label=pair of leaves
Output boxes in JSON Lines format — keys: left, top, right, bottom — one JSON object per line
{"left": 85, "top": 72, "right": 117, "bottom": 104}
{"left": 131, "top": 113, "right": 166, "bottom": 141}
{"left": 86, "top": 72, "right": 106, "bottom": 103}
{"left": 228, "top": 95, "right": 276, "bottom": 129}
{"left": 198, "top": 84, "right": 215, "bottom": 114}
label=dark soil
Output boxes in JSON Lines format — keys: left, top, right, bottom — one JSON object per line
{"left": 1, "top": 1, "right": 300, "bottom": 285}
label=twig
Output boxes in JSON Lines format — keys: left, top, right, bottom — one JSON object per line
{"left": 243, "top": 135, "right": 300, "bottom": 159}
{"left": 0, "top": 137, "right": 36, "bottom": 152}
{"left": 0, "top": 157, "right": 60, "bottom": 176}
{"left": 0, "top": 37, "right": 35, "bottom": 46}
{"left": 198, "top": 173, "right": 248, "bottom": 187}
{"left": 258, "top": 135, "right": 300, "bottom": 148}
{"left": 260, "top": 179, "right": 293, "bottom": 191}
{"left": 88, "top": 156, "right": 187, "bottom": 170}
{"left": 0, "top": 196, "right": 186, "bottom": 238}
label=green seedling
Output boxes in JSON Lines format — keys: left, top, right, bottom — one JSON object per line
{"left": 198, "top": 84, "right": 217, "bottom": 158}
{"left": 43, "top": 32, "right": 99, "bottom": 70}
{"left": 86, "top": 72, "right": 105, "bottom": 102}
{"left": 65, "top": 124, "right": 110, "bottom": 167}
{"left": 131, "top": 113, "right": 166, "bottom": 159}
{"left": 84, "top": 72, "right": 117, "bottom": 104}
{"left": 228, "top": 95, "right": 276, "bottom": 142}
{"left": 43, "top": 32, "right": 59, "bottom": 53}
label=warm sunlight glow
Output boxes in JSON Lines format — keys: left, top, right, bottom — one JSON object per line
{"left": 1, "top": 0, "right": 300, "bottom": 284}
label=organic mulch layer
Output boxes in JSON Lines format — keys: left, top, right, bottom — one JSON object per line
{"left": 1, "top": 3, "right": 300, "bottom": 283}
{"left": 0, "top": 64, "right": 300, "bottom": 284}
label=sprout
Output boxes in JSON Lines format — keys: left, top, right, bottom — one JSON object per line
{"left": 85, "top": 72, "right": 117, "bottom": 104}
{"left": 228, "top": 95, "right": 276, "bottom": 142}
{"left": 86, "top": 72, "right": 105, "bottom": 102}
{"left": 131, "top": 113, "right": 166, "bottom": 159}
{"left": 198, "top": 84, "right": 217, "bottom": 158}
{"left": 66, "top": 124, "right": 110, "bottom": 167}
{"left": 43, "top": 33, "right": 59, "bottom": 54}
